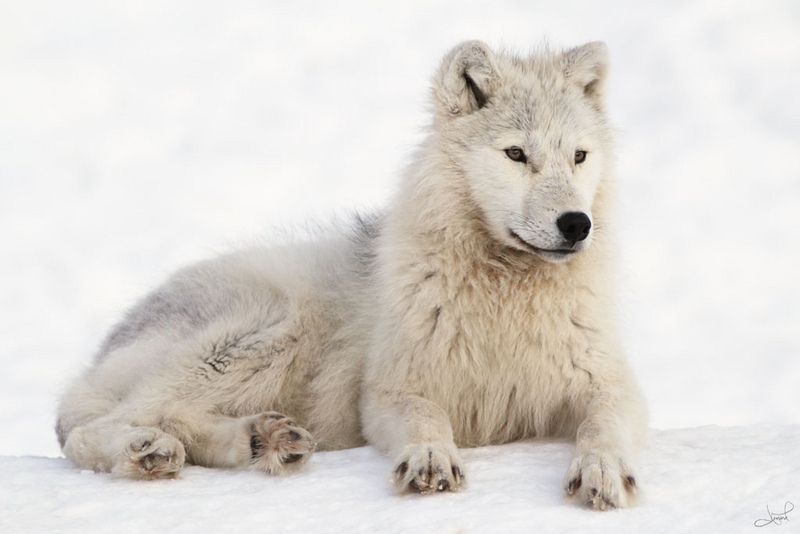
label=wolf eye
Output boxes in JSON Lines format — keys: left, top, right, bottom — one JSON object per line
{"left": 505, "top": 147, "right": 527, "bottom": 163}
{"left": 575, "top": 150, "right": 587, "bottom": 164}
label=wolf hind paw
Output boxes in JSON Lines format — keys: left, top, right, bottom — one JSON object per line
{"left": 248, "top": 412, "right": 316, "bottom": 474}
{"left": 113, "top": 429, "right": 186, "bottom": 480}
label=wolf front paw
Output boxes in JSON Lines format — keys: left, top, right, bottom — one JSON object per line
{"left": 248, "top": 412, "right": 316, "bottom": 474}
{"left": 393, "top": 442, "right": 465, "bottom": 495}
{"left": 113, "top": 429, "right": 186, "bottom": 480}
{"left": 564, "top": 450, "right": 638, "bottom": 510}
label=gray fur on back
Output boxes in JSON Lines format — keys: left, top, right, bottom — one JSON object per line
{"left": 96, "top": 212, "right": 382, "bottom": 360}
{"left": 96, "top": 267, "right": 227, "bottom": 359}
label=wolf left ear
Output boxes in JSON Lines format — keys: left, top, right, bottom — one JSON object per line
{"left": 433, "top": 40, "right": 501, "bottom": 119}
{"left": 563, "top": 42, "right": 609, "bottom": 110}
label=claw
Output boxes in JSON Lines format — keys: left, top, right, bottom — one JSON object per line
{"left": 452, "top": 465, "right": 463, "bottom": 484}
{"left": 395, "top": 461, "right": 409, "bottom": 480}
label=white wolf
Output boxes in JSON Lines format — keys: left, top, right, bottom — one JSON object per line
{"left": 56, "top": 41, "right": 647, "bottom": 510}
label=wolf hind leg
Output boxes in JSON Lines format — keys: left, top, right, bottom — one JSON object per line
{"left": 62, "top": 407, "right": 316, "bottom": 479}
{"left": 181, "top": 411, "right": 316, "bottom": 474}
{"left": 62, "top": 417, "right": 186, "bottom": 479}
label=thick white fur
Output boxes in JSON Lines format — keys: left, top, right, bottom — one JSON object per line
{"left": 57, "top": 41, "right": 646, "bottom": 510}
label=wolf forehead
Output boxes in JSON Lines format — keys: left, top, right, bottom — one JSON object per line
{"left": 432, "top": 41, "right": 611, "bottom": 141}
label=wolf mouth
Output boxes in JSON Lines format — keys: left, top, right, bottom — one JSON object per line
{"left": 508, "top": 229, "right": 577, "bottom": 257}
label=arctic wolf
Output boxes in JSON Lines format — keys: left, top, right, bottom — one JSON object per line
{"left": 57, "top": 41, "right": 647, "bottom": 510}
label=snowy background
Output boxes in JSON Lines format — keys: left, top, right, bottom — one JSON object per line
{"left": 1, "top": 1, "right": 798, "bottom": 532}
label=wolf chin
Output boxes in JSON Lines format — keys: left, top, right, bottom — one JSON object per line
{"left": 57, "top": 41, "right": 647, "bottom": 510}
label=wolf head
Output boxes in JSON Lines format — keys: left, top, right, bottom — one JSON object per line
{"left": 431, "top": 41, "right": 612, "bottom": 263}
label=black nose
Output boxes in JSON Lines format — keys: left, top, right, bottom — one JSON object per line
{"left": 557, "top": 212, "right": 592, "bottom": 244}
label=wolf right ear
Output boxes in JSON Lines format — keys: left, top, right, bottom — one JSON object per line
{"left": 563, "top": 42, "right": 609, "bottom": 110}
{"left": 433, "top": 41, "right": 501, "bottom": 118}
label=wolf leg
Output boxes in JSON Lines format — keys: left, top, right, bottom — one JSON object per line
{"left": 182, "top": 411, "right": 316, "bottom": 474}
{"left": 62, "top": 416, "right": 185, "bottom": 479}
{"left": 563, "top": 390, "right": 646, "bottom": 510}
{"left": 361, "top": 393, "right": 464, "bottom": 494}
{"left": 62, "top": 407, "right": 316, "bottom": 478}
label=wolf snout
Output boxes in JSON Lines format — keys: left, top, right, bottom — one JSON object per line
{"left": 557, "top": 212, "right": 592, "bottom": 245}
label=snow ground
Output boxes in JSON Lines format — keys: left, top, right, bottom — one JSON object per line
{"left": 1, "top": 0, "right": 799, "bottom": 532}
{"left": 2, "top": 425, "right": 798, "bottom": 533}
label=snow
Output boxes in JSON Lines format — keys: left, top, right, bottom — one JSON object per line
{"left": 1, "top": 0, "right": 798, "bottom": 532}
{"left": 3, "top": 425, "right": 798, "bottom": 533}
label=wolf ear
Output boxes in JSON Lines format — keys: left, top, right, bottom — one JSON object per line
{"left": 563, "top": 42, "right": 609, "bottom": 110}
{"left": 433, "top": 40, "right": 501, "bottom": 118}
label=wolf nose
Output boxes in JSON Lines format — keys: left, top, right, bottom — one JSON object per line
{"left": 557, "top": 212, "right": 592, "bottom": 244}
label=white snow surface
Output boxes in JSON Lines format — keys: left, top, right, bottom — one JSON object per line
{"left": 1, "top": 1, "right": 799, "bottom": 532}
{"left": 2, "top": 425, "right": 798, "bottom": 533}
